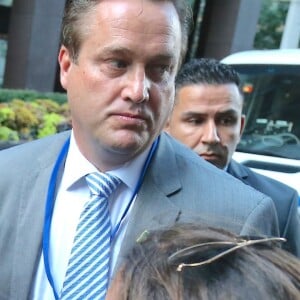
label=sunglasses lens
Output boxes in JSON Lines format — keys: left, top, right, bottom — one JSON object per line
{"left": 168, "top": 242, "right": 236, "bottom": 265}
{"left": 168, "top": 237, "right": 286, "bottom": 271}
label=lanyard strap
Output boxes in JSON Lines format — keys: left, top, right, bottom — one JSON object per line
{"left": 42, "top": 136, "right": 159, "bottom": 299}
{"left": 110, "top": 136, "right": 159, "bottom": 240}
{"left": 43, "top": 137, "right": 70, "bottom": 300}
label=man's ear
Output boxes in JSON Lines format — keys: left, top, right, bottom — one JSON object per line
{"left": 164, "top": 117, "right": 171, "bottom": 133}
{"left": 58, "top": 45, "right": 72, "bottom": 90}
{"left": 240, "top": 114, "right": 246, "bottom": 136}
{"left": 164, "top": 96, "right": 177, "bottom": 133}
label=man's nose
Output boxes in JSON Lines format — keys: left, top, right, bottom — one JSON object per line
{"left": 122, "top": 68, "right": 150, "bottom": 103}
{"left": 202, "top": 122, "right": 220, "bottom": 144}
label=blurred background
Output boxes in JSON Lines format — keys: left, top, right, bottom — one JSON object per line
{"left": 0, "top": 0, "right": 299, "bottom": 92}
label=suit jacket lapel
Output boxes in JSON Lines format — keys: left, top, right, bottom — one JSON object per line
{"left": 227, "top": 160, "right": 249, "bottom": 183}
{"left": 115, "top": 133, "right": 183, "bottom": 269}
{"left": 10, "top": 132, "right": 70, "bottom": 299}
{"left": 11, "top": 160, "right": 54, "bottom": 298}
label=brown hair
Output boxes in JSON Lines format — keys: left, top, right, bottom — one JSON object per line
{"left": 61, "top": 0, "right": 192, "bottom": 64}
{"left": 114, "top": 223, "right": 300, "bottom": 300}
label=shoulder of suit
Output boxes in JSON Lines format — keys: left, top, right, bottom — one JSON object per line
{"left": 0, "top": 130, "right": 71, "bottom": 168}
{"left": 161, "top": 133, "right": 246, "bottom": 179}
{"left": 231, "top": 159, "right": 298, "bottom": 196}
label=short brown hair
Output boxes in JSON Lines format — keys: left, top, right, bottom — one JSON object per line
{"left": 61, "top": 0, "right": 192, "bottom": 64}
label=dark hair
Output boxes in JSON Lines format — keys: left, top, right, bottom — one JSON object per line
{"left": 114, "top": 223, "right": 300, "bottom": 300}
{"left": 61, "top": 0, "right": 192, "bottom": 64}
{"left": 175, "top": 58, "right": 241, "bottom": 91}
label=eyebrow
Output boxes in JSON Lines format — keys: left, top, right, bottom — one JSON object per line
{"left": 215, "top": 109, "right": 239, "bottom": 117}
{"left": 100, "top": 46, "right": 132, "bottom": 57}
{"left": 100, "top": 45, "right": 176, "bottom": 62}
{"left": 181, "top": 111, "right": 206, "bottom": 119}
{"left": 181, "top": 109, "right": 238, "bottom": 119}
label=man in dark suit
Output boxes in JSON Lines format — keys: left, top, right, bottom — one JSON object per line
{"left": 0, "top": 2, "right": 279, "bottom": 300}
{"left": 165, "top": 57, "right": 300, "bottom": 257}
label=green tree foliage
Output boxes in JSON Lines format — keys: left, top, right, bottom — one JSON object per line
{"left": 0, "top": 88, "right": 67, "bottom": 104}
{"left": 0, "top": 126, "right": 19, "bottom": 141}
{"left": 37, "top": 113, "right": 65, "bottom": 139}
{"left": 254, "top": 0, "right": 289, "bottom": 49}
{"left": 0, "top": 97, "right": 71, "bottom": 142}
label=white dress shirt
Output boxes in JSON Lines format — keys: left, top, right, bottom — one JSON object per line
{"left": 33, "top": 132, "right": 151, "bottom": 299}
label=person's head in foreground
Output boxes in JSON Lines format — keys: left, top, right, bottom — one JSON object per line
{"left": 165, "top": 58, "right": 245, "bottom": 169}
{"left": 107, "top": 223, "right": 300, "bottom": 300}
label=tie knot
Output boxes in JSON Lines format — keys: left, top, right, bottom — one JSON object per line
{"left": 86, "top": 172, "right": 121, "bottom": 198}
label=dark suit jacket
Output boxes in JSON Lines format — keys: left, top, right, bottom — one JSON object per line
{"left": 0, "top": 131, "right": 279, "bottom": 299}
{"left": 228, "top": 159, "right": 300, "bottom": 256}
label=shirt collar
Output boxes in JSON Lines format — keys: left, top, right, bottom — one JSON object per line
{"left": 62, "top": 131, "right": 151, "bottom": 192}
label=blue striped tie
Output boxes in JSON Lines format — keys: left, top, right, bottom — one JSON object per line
{"left": 60, "top": 172, "right": 121, "bottom": 300}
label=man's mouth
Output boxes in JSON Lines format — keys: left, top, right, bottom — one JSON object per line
{"left": 200, "top": 152, "right": 220, "bottom": 160}
{"left": 119, "top": 113, "right": 146, "bottom": 120}
{"left": 112, "top": 112, "right": 148, "bottom": 127}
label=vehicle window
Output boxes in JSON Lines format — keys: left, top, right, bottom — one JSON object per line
{"left": 231, "top": 65, "right": 300, "bottom": 160}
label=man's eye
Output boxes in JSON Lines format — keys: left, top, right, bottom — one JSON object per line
{"left": 156, "top": 65, "right": 170, "bottom": 74}
{"left": 109, "top": 60, "right": 127, "bottom": 69}
{"left": 220, "top": 117, "right": 236, "bottom": 125}
{"left": 147, "top": 64, "right": 172, "bottom": 81}
{"left": 186, "top": 118, "right": 203, "bottom": 125}
{"left": 101, "top": 59, "right": 128, "bottom": 77}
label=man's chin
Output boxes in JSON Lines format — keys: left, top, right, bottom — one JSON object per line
{"left": 108, "top": 131, "right": 150, "bottom": 154}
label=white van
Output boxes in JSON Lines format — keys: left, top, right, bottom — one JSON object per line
{"left": 221, "top": 49, "right": 300, "bottom": 207}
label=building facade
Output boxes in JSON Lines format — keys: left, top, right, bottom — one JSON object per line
{"left": 0, "top": 0, "right": 262, "bottom": 92}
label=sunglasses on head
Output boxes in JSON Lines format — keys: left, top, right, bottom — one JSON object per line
{"left": 167, "top": 236, "right": 286, "bottom": 272}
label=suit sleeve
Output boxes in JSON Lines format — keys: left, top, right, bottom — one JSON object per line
{"left": 283, "top": 191, "right": 300, "bottom": 257}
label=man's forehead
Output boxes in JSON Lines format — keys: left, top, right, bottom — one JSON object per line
{"left": 96, "top": 0, "right": 179, "bottom": 21}
{"left": 177, "top": 84, "right": 242, "bottom": 103}
{"left": 86, "top": 0, "right": 181, "bottom": 54}
{"left": 174, "top": 90, "right": 243, "bottom": 118}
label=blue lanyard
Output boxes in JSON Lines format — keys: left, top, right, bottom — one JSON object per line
{"left": 42, "top": 135, "right": 159, "bottom": 300}
{"left": 110, "top": 137, "right": 159, "bottom": 240}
